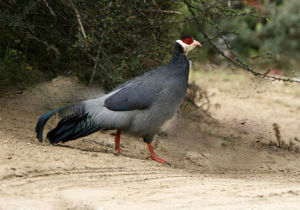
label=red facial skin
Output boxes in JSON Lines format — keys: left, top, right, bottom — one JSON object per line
{"left": 182, "top": 37, "right": 194, "bottom": 45}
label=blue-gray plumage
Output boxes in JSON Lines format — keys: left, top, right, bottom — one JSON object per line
{"left": 35, "top": 36, "right": 202, "bottom": 164}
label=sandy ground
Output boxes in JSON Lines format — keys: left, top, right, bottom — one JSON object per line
{"left": 1, "top": 68, "right": 300, "bottom": 209}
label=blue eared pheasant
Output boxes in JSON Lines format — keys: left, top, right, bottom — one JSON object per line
{"left": 35, "top": 36, "right": 202, "bottom": 164}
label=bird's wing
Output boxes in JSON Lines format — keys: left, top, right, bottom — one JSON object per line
{"left": 104, "top": 66, "right": 167, "bottom": 112}
{"left": 104, "top": 81, "right": 159, "bottom": 111}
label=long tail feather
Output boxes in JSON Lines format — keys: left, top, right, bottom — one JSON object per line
{"left": 35, "top": 108, "right": 61, "bottom": 142}
{"left": 35, "top": 101, "right": 103, "bottom": 144}
{"left": 46, "top": 114, "right": 101, "bottom": 144}
{"left": 35, "top": 102, "right": 90, "bottom": 143}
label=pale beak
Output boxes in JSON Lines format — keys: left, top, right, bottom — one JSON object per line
{"left": 194, "top": 40, "right": 202, "bottom": 47}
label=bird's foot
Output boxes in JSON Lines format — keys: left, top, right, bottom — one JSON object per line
{"left": 115, "top": 145, "right": 121, "bottom": 155}
{"left": 114, "top": 151, "right": 121, "bottom": 156}
{"left": 147, "top": 155, "right": 170, "bottom": 165}
{"left": 146, "top": 143, "right": 170, "bottom": 165}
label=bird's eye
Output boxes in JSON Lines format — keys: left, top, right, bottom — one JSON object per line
{"left": 182, "top": 38, "right": 193, "bottom": 45}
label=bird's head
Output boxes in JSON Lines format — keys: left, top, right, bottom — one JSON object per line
{"left": 176, "top": 36, "right": 202, "bottom": 55}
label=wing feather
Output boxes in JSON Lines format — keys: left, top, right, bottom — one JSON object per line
{"left": 104, "top": 83, "right": 156, "bottom": 111}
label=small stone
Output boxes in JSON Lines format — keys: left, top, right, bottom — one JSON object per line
{"left": 15, "top": 170, "right": 27, "bottom": 177}
{"left": 7, "top": 156, "right": 12, "bottom": 160}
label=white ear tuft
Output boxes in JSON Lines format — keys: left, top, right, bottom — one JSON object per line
{"left": 176, "top": 40, "right": 188, "bottom": 48}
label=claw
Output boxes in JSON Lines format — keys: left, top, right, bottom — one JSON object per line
{"left": 146, "top": 143, "right": 170, "bottom": 165}
{"left": 147, "top": 155, "right": 170, "bottom": 165}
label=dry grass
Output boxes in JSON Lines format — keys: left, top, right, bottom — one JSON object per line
{"left": 268, "top": 123, "right": 300, "bottom": 152}
{"left": 190, "top": 63, "right": 300, "bottom": 153}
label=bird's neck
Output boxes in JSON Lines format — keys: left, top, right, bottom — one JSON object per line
{"left": 170, "top": 43, "right": 189, "bottom": 65}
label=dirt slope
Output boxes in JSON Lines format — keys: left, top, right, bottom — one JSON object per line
{"left": 1, "top": 71, "right": 300, "bottom": 210}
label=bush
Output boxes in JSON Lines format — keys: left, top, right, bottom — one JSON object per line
{"left": 0, "top": 0, "right": 178, "bottom": 90}
{"left": 193, "top": 0, "right": 300, "bottom": 69}
{"left": 0, "top": 56, "right": 45, "bottom": 92}
{"left": 259, "top": 0, "right": 300, "bottom": 66}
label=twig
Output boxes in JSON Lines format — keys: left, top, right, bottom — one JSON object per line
{"left": 68, "top": 0, "right": 86, "bottom": 38}
{"left": 79, "top": 47, "right": 110, "bottom": 82}
{"left": 273, "top": 123, "right": 284, "bottom": 147}
{"left": 139, "top": 9, "right": 182, "bottom": 15}
{"left": 183, "top": 0, "right": 300, "bottom": 84}
{"left": 42, "top": 0, "right": 56, "bottom": 17}
{"left": 228, "top": 0, "right": 231, "bottom": 8}
{"left": 263, "top": 69, "right": 271, "bottom": 78}
{"left": 89, "top": 44, "right": 101, "bottom": 86}
{"left": 88, "top": 0, "right": 115, "bottom": 85}
{"left": 152, "top": 0, "right": 161, "bottom": 10}
{"left": 79, "top": 48, "right": 96, "bottom": 62}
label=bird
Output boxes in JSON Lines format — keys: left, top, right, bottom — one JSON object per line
{"left": 35, "top": 36, "right": 202, "bottom": 164}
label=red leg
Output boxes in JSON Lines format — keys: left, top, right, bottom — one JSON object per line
{"left": 111, "top": 129, "right": 121, "bottom": 154}
{"left": 147, "top": 143, "right": 169, "bottom": 164}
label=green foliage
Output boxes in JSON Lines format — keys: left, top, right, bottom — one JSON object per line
{"left": 182, "top": 0, "right": 300, "bottom": 68}
{"left": 0, "top": 0, "right": 178, "bottom": 90}
{"left": 259, "top": 0, "right": 300, "bottom": 65}
{"left": 173, "top": 1, "right": 259, "bottom": 62}
{"left": 0, "top": 55, "right": 45, "bottom": 92}
{"left": 2, "top": 0, "right": 298, "bottom": 92}
{"left": 216, "top": 0, "right": 300, "bottom": 67}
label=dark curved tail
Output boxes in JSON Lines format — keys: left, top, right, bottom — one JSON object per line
{"left": 35, "top": 108, "right": 61, "bottom": 142}
{"left": 46, "top": 113, "right": 101, "bottom": 144}
{"left": 35, "top": 103, "right": 101, "bottom": 144}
